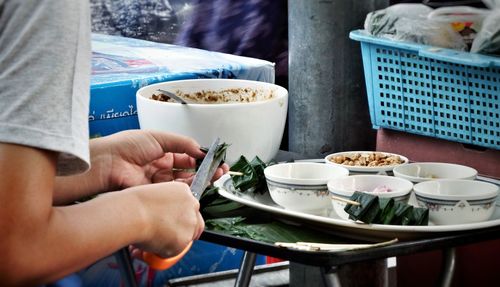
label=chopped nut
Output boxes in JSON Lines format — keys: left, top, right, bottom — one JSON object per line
{"left": 149, "top": 88, "right": 274, "bottom": 104}
{"left": 329, "top": 152, "right": 404, "bottom": 167}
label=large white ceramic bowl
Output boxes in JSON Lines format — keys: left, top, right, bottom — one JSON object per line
{"left": 264, "top": 162, "right": 349, "bottom": 215}
{"left": 136, "top": 79, "right": 288, "bottom": 165}
{"left": 328, "top": 175, "right": 414, "bottom": 220}
{"left": 393, "top": 162, "right": 478, "bottom": 183}
{"left": 413, "top": 180, "right": 499, "bottom": 225}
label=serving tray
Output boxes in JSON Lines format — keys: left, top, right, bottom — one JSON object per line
{"left": 214, "top": 174, "right": 500, "bottom": 241}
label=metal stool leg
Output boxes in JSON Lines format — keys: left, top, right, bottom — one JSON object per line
{"left": 438, "top": 247, "right": 456, "bottom": 287}
{"left": 320, "top": 266, "right": 342, "bottom": 287}
{"left": 234, "top": 251, "right": 257, "bottom": 287}
{"left": 114, "top": 247, "right": 138, "bottom": 287}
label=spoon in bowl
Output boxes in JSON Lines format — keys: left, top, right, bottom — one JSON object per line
{"left": 156, "top": 89, "right": 188, "bottom": 104}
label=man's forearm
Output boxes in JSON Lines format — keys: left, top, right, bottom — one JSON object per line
{"left": 1, "top": 190, "right": 147, "bottom": 286}
{"left": 54, "top": 167, "right": 106, "bottom": 204}
{"left": 54, "top": 139, "right": 111, "bottom": 205}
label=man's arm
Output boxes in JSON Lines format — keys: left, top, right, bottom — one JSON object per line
{"left": 53, "top": 138, "right": 112, "bottom": 205}
{"left": 0, "top": 143, "right": 147, "bottom": 285}
{"left": 1, "top": 142, "right": 204, "bottom": 286}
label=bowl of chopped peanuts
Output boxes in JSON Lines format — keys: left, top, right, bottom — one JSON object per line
{"left": 324, "top": 151, "right": 409, "bottom": 173}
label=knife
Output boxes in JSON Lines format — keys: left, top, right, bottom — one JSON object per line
{"left": 143, "top": 137, "right": 223, "bottom": 270}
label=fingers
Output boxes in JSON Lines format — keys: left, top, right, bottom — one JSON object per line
{"left": 156, "top": 153, "right": 225, "bottom": 172}
{"left": 173, "top": 171, "right": 195, "bottom": 181}
{"left": 172, "top": 153, "right": 197, "bottom": 169}
{"left": 221, "top": 163, "right": 230, "bottom": 174}
{"left": 211, "top": 164, "right": 230, "bottom": 182}
{"left": 211, "top": 168, "right": 225, "bottom": 183}
{"left": 194, "top": 212, "right": 205, "bottom": 240}
{"left": 148, "top": 130, "right": 205, "bottom": 159}
{"left": 173, "top": 165, "right": 228, "bottom": 184}
{"left": 153, "top": 153, "right": 197, "bottom": 170}
{"left": 132, "top": 182, "right": 203, "bottom": 257}
{"left": 129, "top": 245, "right": 144, "bottom": 260}
{"left": 152, "top": 167, "right": 228, "bottom": 185}
{"left": 152, "top": 154, "right": 229, "bottom": 184}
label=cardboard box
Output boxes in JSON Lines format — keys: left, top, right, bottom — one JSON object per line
{"left": 376, "top": 128, "right": 500, "bottom": 287}
{"left": 376, "top": 128, "right": 500, "bottom": 178}
{"left": 89, "top": 33, "right": 275, "bottom": 138}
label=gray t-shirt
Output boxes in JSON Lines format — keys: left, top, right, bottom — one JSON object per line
{"left": 0, "top": 0, "right": 91, "bottom": 175}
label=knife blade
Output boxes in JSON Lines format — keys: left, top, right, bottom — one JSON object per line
{"left": 190, "top": 137, "right": 221, "bottom": 200}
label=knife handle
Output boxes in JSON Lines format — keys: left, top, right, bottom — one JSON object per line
{"left": 143, "top": 241, "right": 193, "bottom": 270}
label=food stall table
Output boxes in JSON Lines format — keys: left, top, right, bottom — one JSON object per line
{"left": 202, "top": 173, "right": 500, "bottom": 286}
{"left": 115, "top": 151, "right": 500, "bottom": 287}
{"left": 202, "top": 223, "right": 500, "bottom": 287}
{"left": 202, "top": 175, "right": 499, "bottom": 287}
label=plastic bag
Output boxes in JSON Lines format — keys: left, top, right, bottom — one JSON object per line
{"left": 427, "top": 6, "right": 490, "bottom": 49}
{"left": 482, "top": 0, "right": 500, "bottom": 8}
{"left": 365, "top": 4, "right": 468, "bottom": 50}
{"left": 364, "top": 4, "right": 433, "bottom": 37}
{"left": 470, "top": 9, "right": 500, "bottom": 54}
{"left": 393, "top": 18, "right": 468, "bottom": 50}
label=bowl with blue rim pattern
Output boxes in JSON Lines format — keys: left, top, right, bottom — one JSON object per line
{"left": 327, "top": 174, "right": 414, "bottom": 220}
{"left": 413, "top": 179, "right": 499, "bottom": 225}
{"left": 264, "top": 162, "right": 349, "bottom": 215}
{"left": 393, "top": 162, "right": 477, "bottom": 183}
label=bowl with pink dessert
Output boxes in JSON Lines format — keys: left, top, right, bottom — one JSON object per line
{"left": 327, "top": 174, "right": 414, "bottom": 220}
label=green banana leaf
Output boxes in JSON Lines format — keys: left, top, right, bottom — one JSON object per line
{"left": 205, "top": 216, "right": 349, "bottom": 244}
{"left": 229, "top": 155, "right": 268, "bottom": 194}
{"left": 196, "top": 143, "right": 230, "bottom": 170}
{"left": 345, "top": 191, "right": 378, "bottom": 222}
{"left": 345, "top": 192, "right": 428, "bottom": 226}
{"left": 374, "top": 197, "right": 395, "bottom": 224}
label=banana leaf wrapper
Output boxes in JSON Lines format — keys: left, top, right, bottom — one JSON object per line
{"left": 345, "top": 191, "right": 379, "bottom": 222}
{"left": 374, "top": 197, "right": 395, "bottom": 224}
{"left": 200, "top": 154, "right": 270, "bottom": 219}
{"left": 344, "top": 192, "right": 428, "bottom": 226}
{"left": 390, "top": 201, "right": 414, "bottom": 225}
{"left": 196, "top": 143, "right": 229, "bottom": 170}
{"left": 230, "top": 155, "right": 268, "bottom": 194}
{"left": 410, "top": 207, "right": 429, "bottom": 226}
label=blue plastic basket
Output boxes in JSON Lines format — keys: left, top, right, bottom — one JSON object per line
{"left": 350, "top": 30, "right": 500, "bottom": 150}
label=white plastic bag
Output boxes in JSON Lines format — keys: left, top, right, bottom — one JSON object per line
{"left": 428, "top": 6, "right": 490, "bottom": 49}
{"left": 482, "top": 0, "right": 500, "bottom": 8}
{"left": 364, "top": 4, "right": 433, "bottom": 36}
{"left": 470, "top": 5, "right": 500, "bottom": 54}
{"left": 393, "top": 18, "right": 468, "bottom": 50}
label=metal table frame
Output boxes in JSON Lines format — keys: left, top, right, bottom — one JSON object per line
{"left": 115, "top": 219, "right": 499, "bottom": 287}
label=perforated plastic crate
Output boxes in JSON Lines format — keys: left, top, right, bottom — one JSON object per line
{"left": 350, "top": 30, "right": 500, "bottom": 150}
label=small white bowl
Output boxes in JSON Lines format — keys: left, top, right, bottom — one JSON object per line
{"left": 393, "top": 162, "right": 478, "bottom": 183}
{"left": 264, "top": 162, "right": 349, "bottom": 215}
{"left": 413, "top": 180, "right": 499, "bottom": 225}
{"left": 328, "top": 175, "right": 414, "bottom": 220}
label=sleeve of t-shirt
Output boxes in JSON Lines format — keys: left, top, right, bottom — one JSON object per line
{"left": 0, "top": 0, "right": 92, "bottom": 176}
